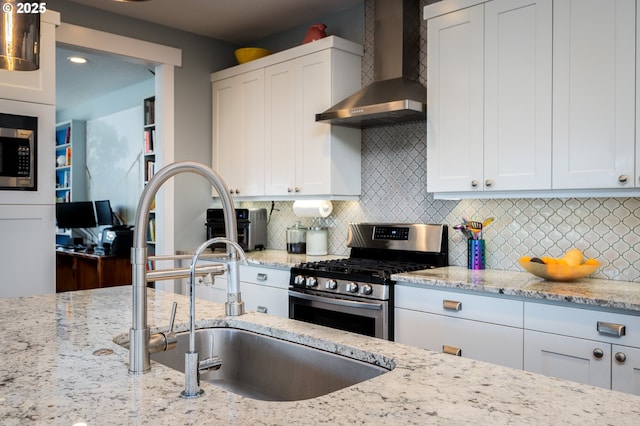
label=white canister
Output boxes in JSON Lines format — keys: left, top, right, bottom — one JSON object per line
{"left": 306, "top": 227, "right": 328, "bottom": 256}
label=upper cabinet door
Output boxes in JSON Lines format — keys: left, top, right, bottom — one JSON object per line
{"left": 264, "top": 61, "right": 298, "bottom": 196}
{"left": 553, "top": 0, "right": 636, "bottom": 189}
{"left": 212, "top": 69, "right": 265, "bottom": 197}
{"left": 427, "top": 5, "right": 484, "bottom": 193}
{"left": 295, "top": 50, "right": 333, "bottom": 195}
{"left": 484, "top": 0, "right": 552, "bottom": 191}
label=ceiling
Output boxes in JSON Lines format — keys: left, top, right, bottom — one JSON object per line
{"left": 68, "top": 0, "right": 362, "bottom": 44}
{"left": 57, "top": 0, "right": 362, "bottom": 112}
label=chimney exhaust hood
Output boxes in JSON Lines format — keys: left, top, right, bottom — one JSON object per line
{"left": 316, "top": 0, "right": 425, "bottom": 128}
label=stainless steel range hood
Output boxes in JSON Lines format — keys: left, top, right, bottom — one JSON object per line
{"left": 316, "top": 0, "right": 425, "bottom": 128}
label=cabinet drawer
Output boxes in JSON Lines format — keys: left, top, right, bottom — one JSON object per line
{"left": 242, "top": 281, "right": 289, "bottom": 318}
{"left": 524, "top": 302, "right": 640, "bottom": 346}
{"left": 395, "top": 284, "right": 523, "bottom": 327}
{"left": 395, "top": 308, "right": 523, "bottom": 369}
{"left": 524, "top": 329, "right": 611, "bottom": 389}
{"left": 239, "top": 265, "right": 290, "bottom": 289}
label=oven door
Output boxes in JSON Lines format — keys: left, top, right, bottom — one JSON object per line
{"left": 288, "top": 289, "right": 389, "bottom": 340}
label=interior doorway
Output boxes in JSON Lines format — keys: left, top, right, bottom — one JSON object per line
{"left": 55, "top": 23, "right": 181, "bottom": 289}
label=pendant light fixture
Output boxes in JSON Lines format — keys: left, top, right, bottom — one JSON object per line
{"left": 0, "top": 0, "right": 40, "bottom": 71}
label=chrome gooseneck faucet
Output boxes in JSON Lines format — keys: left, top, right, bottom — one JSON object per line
{"left": 129, "top": 161, "right": 244, "bottom": 375}
{"left": 182, "top": 237, "right": 248, "bottom": 398}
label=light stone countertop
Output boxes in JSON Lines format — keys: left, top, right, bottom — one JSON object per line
{"left": 392, "top": 266, "right": 640, "bottom": 312}
{"left": 178, "top": 248, "right": 346, "bottom": 269}
{"left": 2, "top": 286, "right": 640, "bottom": 425}
{"left": 234, "top": 250, "right": 640, "bottom": 313}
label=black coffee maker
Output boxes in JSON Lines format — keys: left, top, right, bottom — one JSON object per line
{"left": 101, "top": 225, "right": 134, "bottom": 257}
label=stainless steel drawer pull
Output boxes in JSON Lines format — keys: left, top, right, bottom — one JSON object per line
{"left": 257, "top": 273, "right": 268, "bottom": 281}
{"left": 443, "top": 300, "right": 462, "bottom": 311}
{"left": 443, "top": 345, "right": 462, "bottom": 356}
{"left": 597, "top": 321, "right": 626, "bottom": 337}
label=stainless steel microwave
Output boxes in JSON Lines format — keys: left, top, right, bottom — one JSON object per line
{"left": 0, "top": 113, "right": 37, "bottom": 191}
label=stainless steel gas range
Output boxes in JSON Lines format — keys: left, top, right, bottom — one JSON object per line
{"left": 289, "top": 223, "right": 448, "bottom": 340}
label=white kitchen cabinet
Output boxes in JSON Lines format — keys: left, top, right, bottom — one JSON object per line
{"left": 552, "top": 0, "right": 636, "bottom": 190}
{"left": 185, "top": 263, "right": 290, "bottom": 318}
{"left": 212, "top": 69, "right": 265, "bottom": 197}
{"left": 211, "top": 36, "right": 362, "bottom": 201}
{"left": 0, "top": 11, "right": 59, "bottom": 105}
{"left": 264, "top": 49, "right": 361, "bottom": 198}
{"left": 524, "top": 330, "right": 611, "bottom": 389}
{"left": 524, "top": 301, "right": 640, "bottom": 395}
{"left": 426, "top": 4, "right": 484, "bottom": 193}
{"left": 427, "top": 0, "right": 552, "bottom": 193}
{"left": 237, "top": 265, "right": 290, "bottom": 318}
{"left": 611, "top": 344, "right": 640, "bottom": 395}
{"left": 483, "top": 0, "right": 552, "bottom": 191}
{"left": 395, "top": 284, "right": 524, "bottom": 369}
{"left": 0, "top": 205, "right": 55, "bottom": 298}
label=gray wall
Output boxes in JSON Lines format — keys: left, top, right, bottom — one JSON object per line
{"left": 53, "top": 0, "right": 238, "bottom": 251}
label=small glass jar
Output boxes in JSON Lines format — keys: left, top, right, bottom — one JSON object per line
{"left": 306, "top": 225, "right": 328, "bottom": 256}
{"left": 286, "top": 222, "right": 307, "bottom": 254}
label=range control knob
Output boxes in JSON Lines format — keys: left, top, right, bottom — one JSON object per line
{"left": 294, "top": 275, "right": 306, "bottom": 286}
{"left": 360, "top": 284, "right": 373, "bottom": 295}
{"left": 305, "top": 277, "right": 318, "bottom": 288}
{"left": 346, "top": 282, "right": 359, "bottom": 293}
{"left": 325, "top": 279, "right": 338, "bottom": 290}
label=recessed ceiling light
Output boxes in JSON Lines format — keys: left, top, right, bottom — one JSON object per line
{"left": 67, "top": 56, "right": 87, "bottom": 64}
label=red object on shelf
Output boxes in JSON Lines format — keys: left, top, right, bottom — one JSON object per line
{"left": 302, "top": 24, "right": 327, "bottom": 44}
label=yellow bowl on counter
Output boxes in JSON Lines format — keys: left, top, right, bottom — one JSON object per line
{"left": 518, "top": 257, "right": 599, "bottom": 282}
{"left": 235, "top": 47, "right": 271, "bottom": 64}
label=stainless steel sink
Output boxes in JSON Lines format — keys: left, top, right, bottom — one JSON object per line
{"left": 150, "top": 327, "right": 390, "bottom": 401}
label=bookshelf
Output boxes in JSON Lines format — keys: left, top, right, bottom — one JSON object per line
{"left": 55, "top": 120, "right": 86, "bottom": 203}
{"left": 55, "top": 120, "right": 86, "bottom": 242}
{"left": 143, "top": 96, "right": 156, "bottom": 268}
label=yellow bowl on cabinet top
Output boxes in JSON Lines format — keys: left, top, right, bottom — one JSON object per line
{"left": 235, "top": 47, "right": 271, "bottom": 64}
{"left": 518, "top": 257, "right": 599, "bottom": 282}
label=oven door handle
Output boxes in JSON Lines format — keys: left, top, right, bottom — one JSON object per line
{"left": 289, "top": 290, "right": 384, "bottom": 311}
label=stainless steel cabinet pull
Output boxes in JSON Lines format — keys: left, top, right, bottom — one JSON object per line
{"left": 597, "top": 321, "right": 626, "bottom": 337}
{"left": 443, "top": 345, "right": 462, "bottom": 356}
{"left": 471, "top": 180, "right": 479, "bottom": 188}
{"left": 485, "top": 179, "right": 494, "bottom": 187}
{"left": 615, "top": 352, "right": 627, "bottom": 363}
{"left": 618, "top": 175, "right": 628, "bottom": 183}
{"left": 592, "top": 348, "right": 604, "bottom": 359}
{"left": 443, "top": 300, "right": 462, "bottom": 311}
{"left": 256, "top": 273, "right": 268, "bottom": 281}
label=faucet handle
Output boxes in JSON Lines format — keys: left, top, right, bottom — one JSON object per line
{"left": 148, "top": 302, "right": 178, "bottom": 354}
{"left": 164, "top": 302, "right": 178, "bottom": 351}
{"left": 168, "top": 302, "right": 177, "bottom": 333}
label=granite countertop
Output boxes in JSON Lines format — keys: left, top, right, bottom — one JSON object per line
{"left": 239, "top": 250, "right": 640, "bottom": 313}
{"left": 393, "top": 266, "right": 640, "bottom": 312}
{"left": 178, "top": 248, "right": 346, "bottom": 269}
{"left": 2, "top": 286, "right": 640, "bottom": 424}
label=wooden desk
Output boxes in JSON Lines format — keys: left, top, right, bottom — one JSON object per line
{"left": 56, "top": 250, "right": 131, "bottom": 292}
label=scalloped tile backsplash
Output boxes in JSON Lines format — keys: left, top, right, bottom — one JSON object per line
{"left": 245, "top": 0, "right": 640, "bottom": 283}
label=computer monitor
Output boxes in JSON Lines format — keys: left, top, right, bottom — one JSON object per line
{"left": 94, "top": 200, "right": 114, "bottom": 226}
{"left": 55, "top": 201, "right": 97, "bottom": 229}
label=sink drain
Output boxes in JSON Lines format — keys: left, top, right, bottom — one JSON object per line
{"left": 93, "top": 348, "right": 114, "bottom": 356}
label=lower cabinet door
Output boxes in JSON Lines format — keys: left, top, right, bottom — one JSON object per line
{"left": 524, "top": 330, "right": 611, "bottom": 389}
{"left": 612, "top": 344, "right": 640, "bottom": 396}
{"left": 395, "top": 308, "right": 523, "bottom": 369}
{"left": 241, "top": 281, "right": 288, "bottom": 318}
